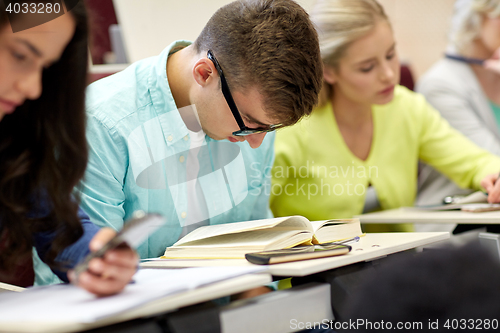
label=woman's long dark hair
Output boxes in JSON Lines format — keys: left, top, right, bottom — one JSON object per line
{"left": 0, "top": 1, "right": 89, "bottom": 271}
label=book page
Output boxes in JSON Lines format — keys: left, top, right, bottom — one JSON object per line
{"left": 311, "top": 219, "right": 362, "bottom": 244}
{"left": 174, "top": 229, "right": 313, "bottom": 248}
{"left": 163, "top": 230, "right": 314, "bottom": 258}
{"left": 309, "top": 219, "right": 357, "bottom": 233}
{"left": 173, "top": 216, "right": 311, "bottom": 246}
{"left": 0, "top": 267, "right": 266, "bottom": 323}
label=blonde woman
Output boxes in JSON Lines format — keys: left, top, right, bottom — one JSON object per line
{"left": 417, "top": 0, "right": 500, "bottom": 214}
{"left": 270, "top": 0, "right": 500, "bottom": 232}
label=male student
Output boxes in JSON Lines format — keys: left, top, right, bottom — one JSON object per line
{"left": 77, "top": 0, "right": 323, "bottom": 259}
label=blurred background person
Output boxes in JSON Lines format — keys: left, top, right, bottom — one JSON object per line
{"left": 417, "top": 0, "right": 500, "bottom": 235}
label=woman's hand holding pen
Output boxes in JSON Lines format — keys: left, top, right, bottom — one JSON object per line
{"left": 481, "top": 172, "right": 500, "bottom": 203}
{"left": 68, "top": 228, "right": 139, "bottom": 297}
{"left": 484, "top": 47, "right": 500, "bottom": 75}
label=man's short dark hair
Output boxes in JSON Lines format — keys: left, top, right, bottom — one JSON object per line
{"left": 194, "top": 0, "right": 323, "bottom": 126}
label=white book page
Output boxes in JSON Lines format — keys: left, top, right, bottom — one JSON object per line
{"left": 309, "top": 219, "right": 357, "bottom": 233}
{"left": 0, "top": 266, "right": 265, "bottom": 323}
{"left": 455, "top": 191, "right": 488, "bottom": 204}
{"left": 174, "top": 229, "right": 312, "bottom": 248}
{"left": 173, "top": 216, "right": 311, "bottom": 246}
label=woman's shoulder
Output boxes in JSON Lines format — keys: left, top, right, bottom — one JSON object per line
{"left": 417, "top": 58, "right": 475, "bottom": 92}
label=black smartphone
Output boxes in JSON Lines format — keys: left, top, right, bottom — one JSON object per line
{"left": 245, "top": 243, "right": 352, "bottom": 265}
{"left": 73, "top": 211, "right": 165, "bottom": 279}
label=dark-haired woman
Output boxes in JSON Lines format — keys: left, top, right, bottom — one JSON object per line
{"left": 0, "top": 1, "right": 137, "bottom": 296}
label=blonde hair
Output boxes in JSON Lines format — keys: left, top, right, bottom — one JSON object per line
{"left": 310, "top": 0, "right": 388, "bottom": 106}
{"left": 453, "top": 0, "right": 500, "bottom": 53}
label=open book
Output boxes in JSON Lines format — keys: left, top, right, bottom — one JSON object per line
{"left": 417, "top": 191, "right": 500, "bottom": 212}
{"left": 162, "top": 216, "right": 362, "bottom": 259}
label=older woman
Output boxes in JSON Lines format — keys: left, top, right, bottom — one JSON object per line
{"left": 416, "top": 0, "right": 500, "bottom": 233}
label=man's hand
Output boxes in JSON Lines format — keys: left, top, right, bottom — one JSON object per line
{"left": 68, "top": 228, "right": 139, "bottom": 296}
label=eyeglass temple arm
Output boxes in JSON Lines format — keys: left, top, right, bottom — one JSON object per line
{"left": 220, "top": 78, "right": 246, "bottom": 129}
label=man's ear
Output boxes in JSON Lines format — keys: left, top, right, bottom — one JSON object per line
{"left": 323, "top": 65, "right": 337, "bottom": 85}
{"left": 193, "top": 58, "right": 216, "bottom": 87}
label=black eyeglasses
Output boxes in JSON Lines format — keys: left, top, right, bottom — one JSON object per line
{"left": 207, "top": 50, "right": 282, "bottom": 137}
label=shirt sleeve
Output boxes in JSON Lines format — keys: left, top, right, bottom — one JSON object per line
{"left": 77, "top": 114, "right": 128, "bottom": 232}
{"left": 33, "top": 207, "right": 99, "bottom": 283}
{"left": 417, "top": 93, "right": 500, "bottom": 190}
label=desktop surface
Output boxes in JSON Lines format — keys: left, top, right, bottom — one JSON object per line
{"left": 141, "top": 232, "right": 450, "bottom": 276}
{"left": 0, "top": 273, "right": 271, "bottom": 333}
{"left": 356, "top": 207, "right": 500, "bottom": 224}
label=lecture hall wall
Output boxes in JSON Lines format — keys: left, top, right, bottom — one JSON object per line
{"left": 112, "top": 0, "right": 456, "bottom": 80}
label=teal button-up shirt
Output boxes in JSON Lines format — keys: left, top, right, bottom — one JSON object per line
{"left": 78, "top": 41, "right": 274, "bottom": 258}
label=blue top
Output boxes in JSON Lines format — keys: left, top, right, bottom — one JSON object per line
{"left": 1, "top": 195, "right": 98, "bottom": 283}
{"left": 33, "top": 207, "right": 98, "bottom": 282}
{"left": 78, "top": 41, "right": 274, "bottom": 258}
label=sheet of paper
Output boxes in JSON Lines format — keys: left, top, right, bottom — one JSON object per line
{"left": 461, "top": 203, "right": 500, "bottom": 212}
{"left": 0, "top": 266, "right": 266, "bottom": 323}
{"left": 455, "top": 191, "right": 488, "bottom": 204}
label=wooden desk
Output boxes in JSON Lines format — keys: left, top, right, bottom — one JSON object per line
{"left": 0, "top": 273, "right": 271, "bottom": 333}
{"left": 141, "top": 232, "right": 450, "bottom": 277}
{"left": 356, "top": 208, "right": 500, "bottom": 224}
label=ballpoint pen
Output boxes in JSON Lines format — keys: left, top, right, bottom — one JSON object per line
{"left": 314, "top": 236, "right": 361, "bottom": 249}
{"left": 445, "top": 54, "right": 485, "bottom": 65}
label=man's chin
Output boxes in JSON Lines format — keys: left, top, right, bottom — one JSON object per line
{"left": 203, "top": 130, "right": 243, "bottom": 143}
{"left": 203, "top": 130, "right": 223, "bottom": 141}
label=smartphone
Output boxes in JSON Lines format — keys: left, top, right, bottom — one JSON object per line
{"left": 73, "top": 211, "right": 166, "bottom": 279}
{"left": 245, "top": 243, "right": 352, "bottom": 265}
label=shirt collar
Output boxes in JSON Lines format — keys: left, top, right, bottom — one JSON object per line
{"left": 148, "top": 40, "right": 193, "bottom": 144}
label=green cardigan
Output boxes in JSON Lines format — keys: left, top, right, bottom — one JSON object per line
{"left": 270, "top": 86, "right": 500, "bottom": 232}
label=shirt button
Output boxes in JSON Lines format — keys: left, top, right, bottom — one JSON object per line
{"left": 183, "top": 135, "right": 189, "bottom": 141}
{"left": 167, "top": 135, "right": 173, "bottom": 142}
{"left": 179, "top": 156, "right": 185, "bottom": 163}
{"left": 181, "top": 212, "right": 187, "bottom": 219}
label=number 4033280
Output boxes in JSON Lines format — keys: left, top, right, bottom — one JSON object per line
{"left": 5, "top": 2, "right": 62, "bottom": 14}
